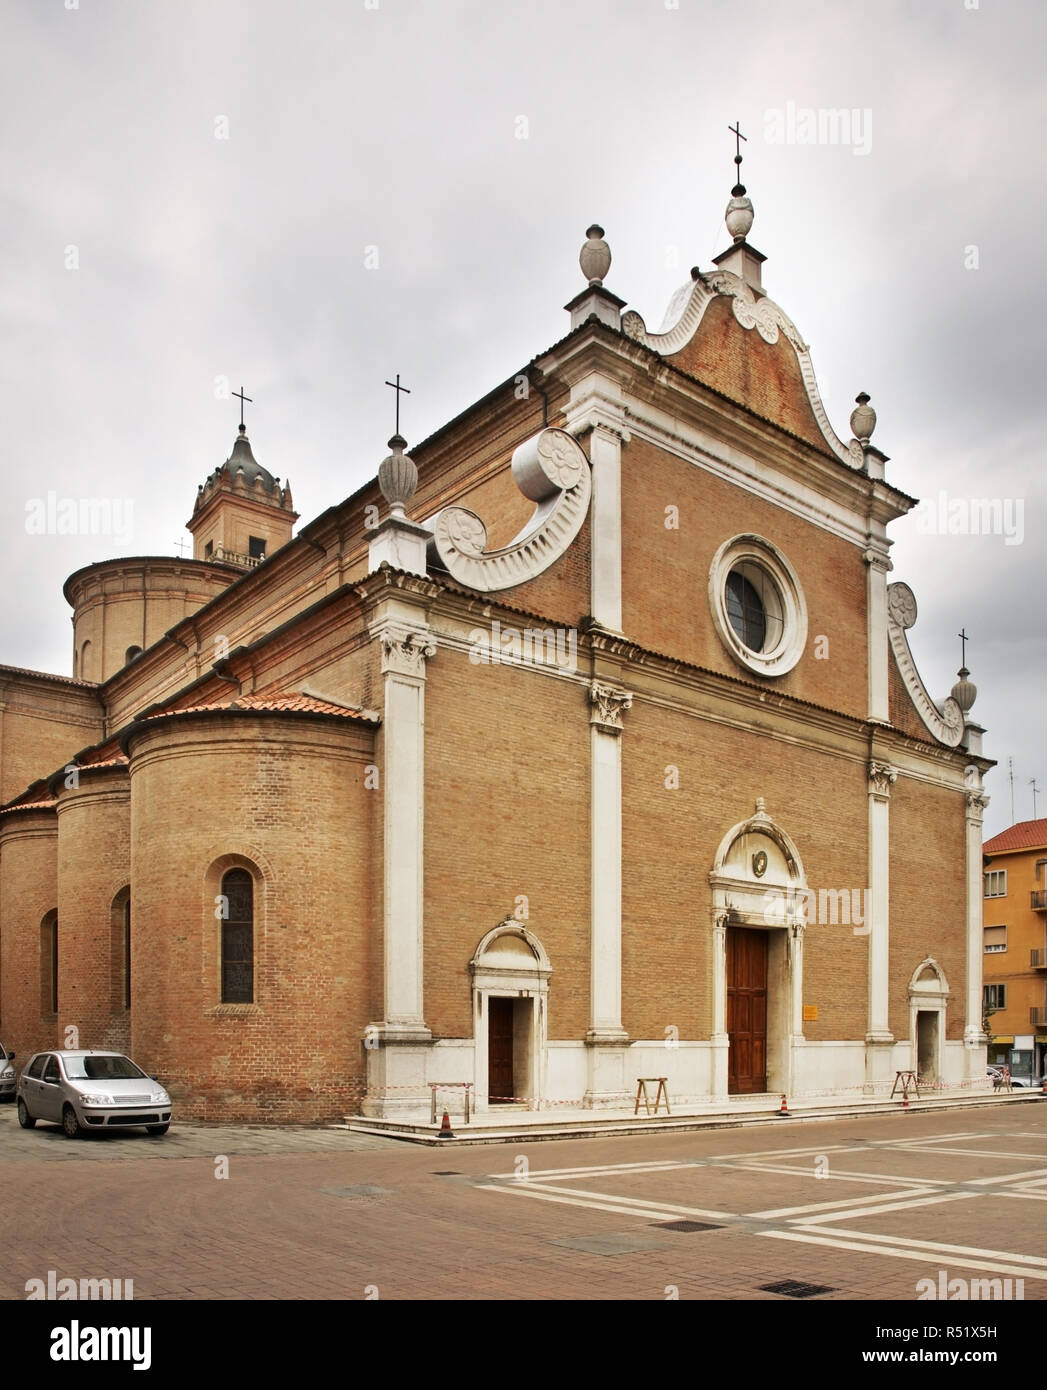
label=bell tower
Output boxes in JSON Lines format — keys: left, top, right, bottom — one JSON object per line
{"left": 188, "top": 423, "right": 298, "bottom": 569}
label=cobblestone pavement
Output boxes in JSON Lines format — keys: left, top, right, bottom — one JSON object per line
{"left": 2, "top": 1097, "right": 1045, "bottom": 1301}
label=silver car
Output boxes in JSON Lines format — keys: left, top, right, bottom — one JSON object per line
{"left": 17, "top": 1050, "right": 171, "bottom": 1137}
{"left": 0, "top": 1042, "right": 15, "bottom": 1100}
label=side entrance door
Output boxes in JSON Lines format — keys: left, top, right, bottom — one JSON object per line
{"left": 727, "top": 927, "right": 768, "bottom": 1094}
{"left": 488, "top": 997, "right": 515, "bottom": 1103}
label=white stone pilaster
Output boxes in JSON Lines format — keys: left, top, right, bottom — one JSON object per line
{"left": 864, "top": 549, "right": 891, "bottom": 724}
{"left": 585, "top": 681, "right": 631, "bottom": 1106}
{"left": 711, "top": 914, "right": 729, "bottom": 1099}
{"left": 377, "top": 626, "right": 433, "bottom": 1032}
{"left": 866, "top": 761, "right": 896, "bottom": 1075}
{"left": 589, "top": 425, "right": 623, "bottom": 633}
{"left": 964, "top": 781, "right": 989, "bottom": 1071}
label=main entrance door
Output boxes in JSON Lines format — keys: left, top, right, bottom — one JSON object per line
{"left": 488, "top": 997, "right": 515, "bottom": 1103}
{"left": 727, "top": 927, "right": 768, "bottom": 1094}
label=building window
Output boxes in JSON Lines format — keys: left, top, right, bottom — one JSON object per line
{"left": 40, "top": 911, "right": 58, "bottom": 1016}
{"left": 709, "top": 534, "right": 807, "bottom": 678}
{"left": 984, "top": 983, "right": 1007, "bottom": 1011}
{"left": 248, "top": 536, "right": 266, "bottom": 561}
{"left": 984, "top": 870, "right": 1007, "bottom": 898}
{"left": 204, "top": 540, "right": 214, "bottom": 559}
{"left": 125, "top": 645, "right": 143, "bottom": 665}
{"left": 984, "top": 925, "right": 1007, "bottom": 954}
{"left": 220, "top": 869, "right": 254, "bottom": 1004}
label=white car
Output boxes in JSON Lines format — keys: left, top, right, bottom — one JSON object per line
{"left": 17, "top": 1049, "right": 171, "bottom": 1137}
{"left": 0, "top": 1043, "right": 15, "bottom": 1101}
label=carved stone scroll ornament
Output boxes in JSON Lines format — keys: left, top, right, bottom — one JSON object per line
{"left": 886, "top": 582, "right": 965, "bottom": 748}
{"left": 380, "top": 629, "right": 436, "bottom": 678}
{"left": 424, "top": 427, "right": 591, "bottom": 593}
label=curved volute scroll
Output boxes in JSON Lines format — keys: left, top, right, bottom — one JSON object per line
{"left": 424, "top": 427, "right": 591, "bottom": 592}
{"left": 886, "top": 582, "right": 965, "bottom": 748}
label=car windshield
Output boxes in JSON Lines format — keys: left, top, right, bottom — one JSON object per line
{"left": 63, "top": 1055, "right": 147, "bottom": 1081}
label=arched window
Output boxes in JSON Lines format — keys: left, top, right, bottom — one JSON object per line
{"left": 40, "top": 910, "right": 58, "bottom": 1016}
{"left": 220, "top": 869, "right": 254, "bottom": 1003}
{"left": 111, "top": 888, "right": 131, "bottom": 1012}
{"left": 125, "top": 645, "right": 143, "bottom": 665}
{"left": 79, "top": 640, "right": 93, "bottom": 682}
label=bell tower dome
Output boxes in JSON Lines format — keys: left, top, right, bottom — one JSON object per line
{"left": 187, "top": 424, "right": 298, "bottom": 569}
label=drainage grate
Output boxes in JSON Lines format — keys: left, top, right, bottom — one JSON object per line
{"left": 758, "top": 1280, "right": 836, "bottom": 1299}
{"left": 652, "top": 1220, "right": 724, "bottom": 1233}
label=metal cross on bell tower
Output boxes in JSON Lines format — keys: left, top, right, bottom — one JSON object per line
{"left": 232, "top": 385, "right": 252, "bottom": 432}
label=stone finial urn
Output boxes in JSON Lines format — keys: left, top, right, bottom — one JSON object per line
{"left": 579, "top": 224, "right": 611, "bottom": 285}
{"left": 850, "top": 392, "right": 877, "bottom": 442}
{"left": 378, "top": 434, "right": 418, "bottom": 517}
{"left": 951, "top": 666, "right": 977, "bottom": 714}
{"left": 725, "top": 194, "right": 754, "bottom": 242}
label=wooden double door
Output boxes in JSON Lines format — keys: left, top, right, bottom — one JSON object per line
{"left": 727, "top": 927, "right": 768, "bottom": 1094}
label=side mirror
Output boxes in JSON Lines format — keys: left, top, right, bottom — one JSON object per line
{"left": 8, "top": 1053, "right": 14, "bottom": 1061}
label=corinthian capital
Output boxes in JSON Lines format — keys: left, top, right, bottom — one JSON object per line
{"left": 589, "top": 681, "right": 632, "bottom": 733}
{"left": 380, "top": 628, "right": 436, "bottom": 678}
{"left": 965, "top": 790, "right": 990, "bottom": 823}
{"left": 868, "top": 760, "right": 897, "bottom": 798}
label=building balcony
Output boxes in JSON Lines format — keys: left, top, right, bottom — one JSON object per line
{"left": 1031, "top": 890, "right": 1047, "bottom": 911}
{"left": 207, "top": 546, "right": 263, "bottom": 571}
{"left": 1032, "top": 949, "right": 1047, "bottom": 969}
{"left": 1031, "top": 1007, "right": 1047, "bottom": 1027}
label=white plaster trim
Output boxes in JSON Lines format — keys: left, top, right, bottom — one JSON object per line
{"left": 886, "top": 583, "right": 965, "bottom": 748}
{"left": 422, "top": 427, "right": 591, "bottom": 593}
{"left": 622, "top": 270, "right": 863, "bottom": 471}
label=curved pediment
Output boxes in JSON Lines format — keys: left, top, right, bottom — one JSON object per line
{"left": 623, "top": 270, "right": 864, "bottom": 469}
{"left": 423, "top": 427, "right": 591, "bottom": 592}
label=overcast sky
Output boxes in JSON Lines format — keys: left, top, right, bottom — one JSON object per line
{"left": 1, "top": 0, "right": 1043, "bottom": 835}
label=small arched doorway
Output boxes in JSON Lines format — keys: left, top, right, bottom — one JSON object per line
{"left": 469, "top": 922, "right": 551, "bottom": 1110}
{"left": 909, "top": 958, "right": 949, "bottom": 1085}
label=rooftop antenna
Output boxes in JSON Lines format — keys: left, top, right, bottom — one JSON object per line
{"left": 1009, "top": 757, "right": 1015, "bottom": 824}
{"left": 1032, "top": 778, "right": 1040, "bottom": 819}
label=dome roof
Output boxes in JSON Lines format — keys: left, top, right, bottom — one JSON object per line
{"left": 221, "top": 425, "right": 275, "bottom": 488}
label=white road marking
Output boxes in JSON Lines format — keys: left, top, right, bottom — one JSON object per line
{"left": 763, "top": 1229, "right": 1047, "bottom": 1283}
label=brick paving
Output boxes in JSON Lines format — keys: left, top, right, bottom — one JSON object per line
{"left": 1, "top": 1098, "right": 1044, "bottom": 1301}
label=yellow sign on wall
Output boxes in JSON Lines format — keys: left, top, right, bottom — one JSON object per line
{"left": 803, "top": 1005, "right": 818, "bottom": 1022}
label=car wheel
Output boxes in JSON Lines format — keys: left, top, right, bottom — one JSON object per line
{"left": 146, "top": 1123, "right": 169, "bottom": 1136}
{"left": 61, "top": 1104, "right": 84, "bottom": 1139}
{"left": 17, "top": 1097, "right": 36, "bottom": 1129}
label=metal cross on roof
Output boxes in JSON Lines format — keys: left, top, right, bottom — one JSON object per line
{"left": 384, "top": 373, "right": 411, "bottom": 436}
{"left": 958, "top": 627, "right": 969, "bottom": 667}
{"left": 232, "top": 385, "right": 252, "bottom": 431}
{"left": 728, "top": 120, "right": 747, "bottom": 194}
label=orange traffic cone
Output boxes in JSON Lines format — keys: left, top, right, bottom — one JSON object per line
{"left": 775, "top": 1092, "right": 791, "bottom": 1118}
{"left": 437, "top": 1110, "right": 456, "bottom": 1139}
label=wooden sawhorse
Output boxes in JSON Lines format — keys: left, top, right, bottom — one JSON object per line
{"left": 634, "top": 1077, "right": 671, "bottom": 1116}
{"left": 890, "top": 1070, "right": 921, "bottom": 1102}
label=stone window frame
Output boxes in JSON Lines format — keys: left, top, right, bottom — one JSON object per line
{"left": 708, "top": 533, "right": 808, "bottom": 678}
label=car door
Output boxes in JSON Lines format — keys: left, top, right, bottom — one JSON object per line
{"left": 38, "top": 1054, "right": 63, "bottom": 1121}
{"left": 20, "top": 1054, "right": 48, "bottom": 1117}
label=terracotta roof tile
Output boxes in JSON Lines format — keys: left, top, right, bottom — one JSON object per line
{"left": 147, "top": 692, "right": 377, "bottom": 723}
{"left": 983, "top": 819, "right": 1047, "bottom": 854}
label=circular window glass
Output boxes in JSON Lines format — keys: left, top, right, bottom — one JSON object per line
{"left": 709, "top": 535, "right": 807, "bottom": 677}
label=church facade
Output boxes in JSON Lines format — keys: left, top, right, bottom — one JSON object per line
{"left": 0, "top": 180, "right": 992, "bottom": 1123}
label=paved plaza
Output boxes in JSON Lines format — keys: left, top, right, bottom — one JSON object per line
{"left": 1, "top": 1098, "right": 1045, "bottom": 1301}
